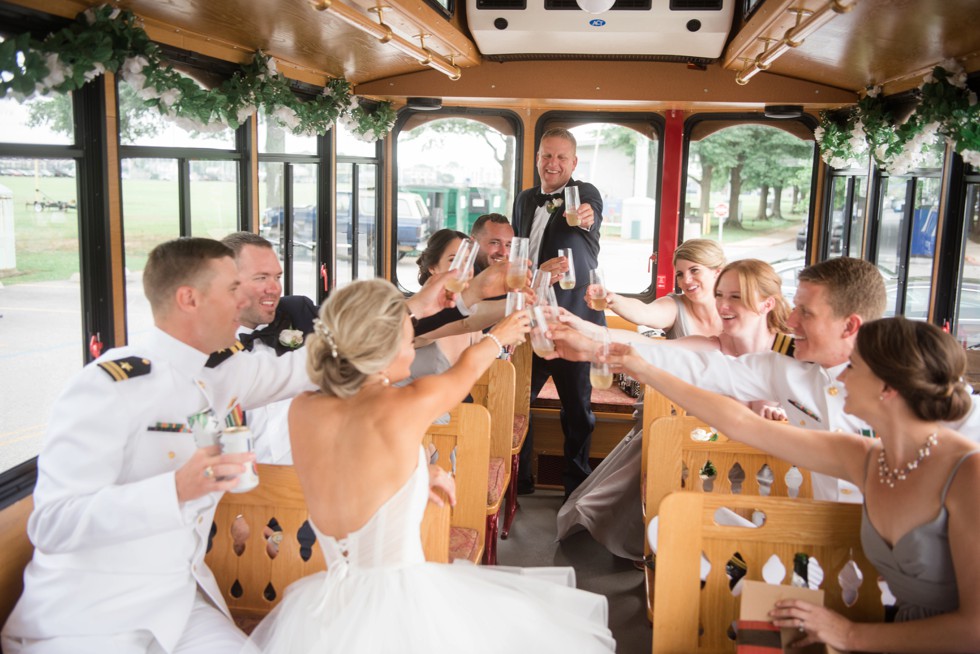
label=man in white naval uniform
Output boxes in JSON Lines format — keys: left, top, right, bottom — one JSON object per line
{"left": 2, "top": 237, "right": 466, "bottom": 654}
{"left": 553, "top": 256, "right": 980, "bottom": 502}
{"left": 221, "top": 232, "right": 318, "bottom": 465}
{"left": 1, "top": 238, "right": 318, "bottom": 654}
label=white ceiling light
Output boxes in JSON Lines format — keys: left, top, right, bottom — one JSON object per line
{"left": 576, "top": 0, "right": 616, "bottom": 14}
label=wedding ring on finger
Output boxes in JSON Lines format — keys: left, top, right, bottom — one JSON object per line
{"left": 203, "top": 465, "right": 215, "bottom": 479}
{"left": 798, "top": 619, "right": 805, "bottom": 633}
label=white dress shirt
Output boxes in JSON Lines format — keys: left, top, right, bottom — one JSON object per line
{"left": 237, "top": 325, "right": 295, "bottom": 465}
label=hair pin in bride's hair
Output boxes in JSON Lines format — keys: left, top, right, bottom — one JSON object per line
{"left": 314, "top": 318, "right": 339, "bottom": 359}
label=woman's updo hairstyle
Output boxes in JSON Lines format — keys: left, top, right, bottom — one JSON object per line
{"left": 416, "top": 229, "right": 469, "bottom": 285}
{"left": 306, "top": 279, "right": 407, "bottom": 398}
{"left": 856, "top": 316, "right": 971, "bottom": 422}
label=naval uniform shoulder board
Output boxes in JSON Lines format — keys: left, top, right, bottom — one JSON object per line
{"left": 771, "top": 332, "right": 796, "bottom": 358}
{"left": 206, "top": 341, "right": 246, "bottom": 368}
{"left": 97, "top": 356, "right": 152, "bottom": 381}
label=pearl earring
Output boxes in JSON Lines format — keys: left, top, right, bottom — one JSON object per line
{"left": 879, "top": 394, "right": 884, "bottom": 401}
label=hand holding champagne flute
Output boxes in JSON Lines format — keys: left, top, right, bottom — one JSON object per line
{"left": 589, "top": 328, "right": 613, "bottom": 389}
{"left": 507, "top": 237, "right": 530, "bottom": 290}
{"left": 529, "top": 306, "right": 556, "bottom": 358}
{"left": 558, "top": 248, "right": 576, "bottom": 290}
{"left": 445, "top": 238, "right": 480, "bottom": 293}
{"left": 588, "top": 269, "right": 608, "bottom": 311}
{"left": 564, "top": 186, "right": 581, "bottom": 227}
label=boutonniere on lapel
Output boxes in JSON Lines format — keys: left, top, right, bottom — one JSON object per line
{"left": 546, "top": 197, "right": 563, "bottom": 213}
{"left": 278, "top": 329, "right": 305, "bottom": 349}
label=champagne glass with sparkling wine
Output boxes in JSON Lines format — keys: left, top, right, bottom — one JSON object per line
{"left": 508, "top": 237, "right": 530, "bottom": 290}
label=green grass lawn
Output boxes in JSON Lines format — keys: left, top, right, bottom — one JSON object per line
{"left": 1, "top": 173, "right": 247, "bottom": 284}
{"left": 1, "top": 174, "right": 81, "bottom": 284}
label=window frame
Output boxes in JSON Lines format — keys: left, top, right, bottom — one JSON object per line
{"left": 391, "top": 105, "right": 524, "bottom": 293}
{"left": 535, "top": 109, "right": 665, "bottom": 301}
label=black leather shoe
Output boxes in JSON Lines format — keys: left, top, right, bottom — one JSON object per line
{"left": 516, "top": 482, "right": 536, "bottom": 495}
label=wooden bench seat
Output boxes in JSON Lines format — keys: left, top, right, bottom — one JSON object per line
{"left": 653, "top": 492, "right": 883, "bottom": 654}
{"left": 0, "top": 496, "right": 34, "bottom": 629}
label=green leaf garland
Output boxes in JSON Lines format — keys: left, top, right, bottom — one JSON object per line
{"left": 0, "top": 5, "right": 396, "bottom": 141}
{"left": 816, "top": 59, "right": 980, "bottom": 174}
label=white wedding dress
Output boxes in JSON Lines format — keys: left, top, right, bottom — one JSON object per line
{"left": 245, "top": 447, "right": 616, "bottom": 653}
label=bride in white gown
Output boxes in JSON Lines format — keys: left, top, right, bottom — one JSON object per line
{"left": 246, "top": 279, "right": 616, "bottom": 654}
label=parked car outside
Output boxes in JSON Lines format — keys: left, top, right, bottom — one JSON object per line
{"left": 260, "top": 191, "right": 429, "bottom": 260}
{"left": 796, "top": 219, "right": 843, "bottom": 253}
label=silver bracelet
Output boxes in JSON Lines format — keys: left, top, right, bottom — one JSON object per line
{"left": 484, "top": 333, "right": 504, "bottom": 358}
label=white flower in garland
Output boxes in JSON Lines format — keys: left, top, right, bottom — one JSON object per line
{"left": 887, "top": 121, "right": 941, "bottom": 176}
{"left": 159, "top": 87, "right": 181, "bottom": 108}
{"left": 237, "top": 104, "right": 257, "bottom": 125}
{"left": 83, "top": 62, "right": 106, "bottom": 84}
{"left": 258, "top": 54, "right": 279, "bottom": 82}
{"left": 39, "top": 53, "right": 70, "bottom": 91}
{"left": 272, "top": 105, "right": 301, "bottom": 130}
{"left": 848, "top": 120, "right": 869, "bottom": 155}
{"left": 83, "top": 6, "right": 119, "bottom": 24}
{"left": 119, "top": 56, "right": 149, "bottom": 91}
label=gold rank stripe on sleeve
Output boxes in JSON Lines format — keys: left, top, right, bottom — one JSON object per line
{"left": 771, "top": 332, "right": 795, "bottom": 357}
{"left": 96, "top": 357, "right": 152, "bottom": 381}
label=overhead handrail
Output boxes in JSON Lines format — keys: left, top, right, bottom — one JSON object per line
{"left": 311, "top": 0, "right": 462, "bottom": 80}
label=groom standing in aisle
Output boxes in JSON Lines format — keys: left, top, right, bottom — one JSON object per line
{"left": 513, "top": 127, "right": 605, "bottom": 497}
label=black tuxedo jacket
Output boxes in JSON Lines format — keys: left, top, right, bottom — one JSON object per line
{"left": 513, "top": 178, "right": 606, "bottom": 326}
{"left": 276, "top": 295, "right": 318, "bottom": 335}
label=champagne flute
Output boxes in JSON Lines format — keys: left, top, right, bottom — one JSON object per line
{"left": 507, "top": 237, "right": 530, "bottom": 290}
{"left": 590, "top": 328, "right": 613, "bottom": 389}
{"left": 564, "top": 186, "right": 581, "bottom": 227}
{"left": 505, "top": 290, "right": 526, "bottom": 316}
{"left": 589, "top": 268, "right": 608, "bottom": 310}
{"left": 558, "top": 247, "right": 576, "bottom": 290}
{"left": 445, "top": 238, "right": 479, "bottom": 293}
{"left": 529, "top": 306, "right": 556, "bottom": 358}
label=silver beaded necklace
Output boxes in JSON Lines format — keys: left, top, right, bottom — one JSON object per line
{"left": 877, "top": 433, "right": 939, "bottom": 488}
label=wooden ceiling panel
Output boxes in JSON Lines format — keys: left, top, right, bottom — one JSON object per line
{"left": 8, "top": 0, "right": 979, "bottom": 102}
{"left": 8, "top": 0, "right": 476, "bottom": 84}
{"left": 726, "top": 0, "right": 980, "bottom": 94}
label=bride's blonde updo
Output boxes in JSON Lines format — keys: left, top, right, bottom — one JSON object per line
{"left": 306, "top": 279, "right": 408, "bottom": 398}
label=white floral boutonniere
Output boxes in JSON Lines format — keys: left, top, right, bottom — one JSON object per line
{"left": 690, "top": 427, "right": 719, "bottom": 442}
{"left": 279, "top": 329, "right": 305, "bottom": 349}
{"left": 546, "top": 197, "right": 564, "bottom": 213}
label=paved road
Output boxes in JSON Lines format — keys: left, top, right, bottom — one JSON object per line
{"left": 0, "top": 276, "right": 154, "bottom": 472}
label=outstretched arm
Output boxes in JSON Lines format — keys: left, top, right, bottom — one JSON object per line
{"left": 606, "top": 343, "right": 870, "bottom": 485}
{"left": 405, "top": 310, "right": 531, "bottom": 421}
{"left": 588, "top": 293, "right": 679, "bottom": 330}
{"left": 414, "top": 299, "right": 506, "bottom": 344}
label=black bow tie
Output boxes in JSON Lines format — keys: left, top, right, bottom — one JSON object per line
{"left": 238, "top": 325, "right": 279, "bottom": 352}
{"left": 535, "top": 192, "right": 562, "bottom": 207}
